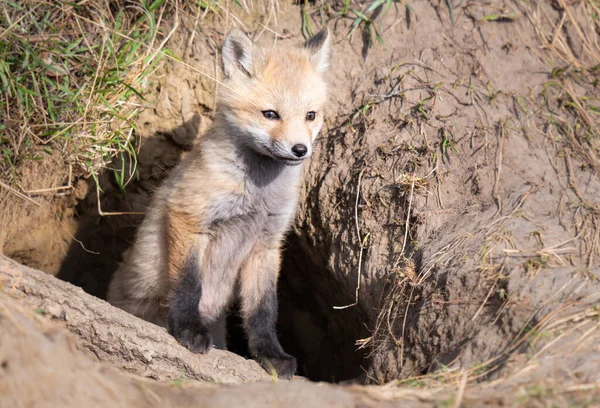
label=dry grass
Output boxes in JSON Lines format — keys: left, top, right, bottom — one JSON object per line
{"left": 381, "top": 298, "right": 600, "bottom": 395}
{"left": 520, "top": 0, "right": 600, "bottom": 171}
{"left": 0, "top": 0, "right": 176, "bottom": 196}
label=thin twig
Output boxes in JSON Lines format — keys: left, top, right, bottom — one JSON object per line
{"left": 452, "top": 371, "right": 468, "bottom": 408}
{"left": 0, "top": 181, "right": 41, "bottom": 207}
{"left": 492, "top": 121, "right": 505, "bottom": 218}
{"left": 96, "top": 183, "right": 145, "bottom": 217}
{"left": 334, "top": 169, "right": 367, "bottom": 310}
{"left": 25, "top": 186, "right": 72, "bottom": 194}
{"left": 401, "top": 179, "right": 415, "bottom": 257}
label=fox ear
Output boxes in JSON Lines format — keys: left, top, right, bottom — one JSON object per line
{"left": 223, "top": 29, "right": 254, "bottom": 78}
{"left": 305, "top": 28, "right": 331, "bottom": 74}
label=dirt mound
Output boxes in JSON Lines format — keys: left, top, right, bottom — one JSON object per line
{"left": 2, "top": 259, "right": 598, "bottom": 407}
{"left": 0, "top": 274, "right": 390, "bottom": 408}
{"left": 1, "top": 0, "right": 599, "bottom": 402}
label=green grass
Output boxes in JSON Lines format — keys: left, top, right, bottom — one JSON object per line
{"left": 344, "top": 0, "right": 397, "bottom": 46}
{"left": 0, "top": 0, "right": 171, "bottom": 191}
{"left": 302, "top": 0, "right": 404, "bottom": 51}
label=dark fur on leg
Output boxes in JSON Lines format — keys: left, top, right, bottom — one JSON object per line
{"left": 168, "top": 252, "right": 212, "bottom": 353}
{"left": 245, "top": 285, "right": 297, "bottom": 379}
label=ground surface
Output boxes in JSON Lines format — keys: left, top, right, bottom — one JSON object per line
{"left": 1, "top": 0, "right": 599, "bottom": 406}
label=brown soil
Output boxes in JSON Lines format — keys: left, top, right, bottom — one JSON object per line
{"left": 2, "top": 260, "right": 598, "bottom": 407}
{"left": 2, "top": 0, "right": 599, "bottom": 405}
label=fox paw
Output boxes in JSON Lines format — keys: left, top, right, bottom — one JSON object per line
{"left": 171, "top": 327, "right": 213, "bottom": 354}
{"left": 257, "top": 353, "right": 297, "bottom": 380}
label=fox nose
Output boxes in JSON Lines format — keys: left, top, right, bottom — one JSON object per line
{"left": 291, "top": 144, "right": 308, "bottom": 158}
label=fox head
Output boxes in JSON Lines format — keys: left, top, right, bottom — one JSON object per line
{"left": 219, "top": 28, "right": 330, "bottom": 166}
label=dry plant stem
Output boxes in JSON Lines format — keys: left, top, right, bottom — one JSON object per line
{"left": 0, "top": 180, "right": 41, "bottom": 207}
{"left": 399, "top": 285, "right": 416, "bottom": 368}
{"left": 96, "top": 183, "right": 145, "bottom": 216}
{"left": 253, "top": 5, "right": 274, "bottom": 40}
{"left": 25, "top": 185, "right": 71, "bottom": 194}
{"left": 334, "top": 169, "right": 366, "bottom": 310}
{"left": 502, "top": 231, "right": 583, "bottom": 257}
{"left": 185, "top": 2, "right": 202, "bottom": 54}
{"left": 122, "top": 128, "right": 138, "bottom": 188}
{"left": 82, "top": 36, "right": 106, "bottom": 129}
{"left": 480, "top": 185, "right": 533, "bottom": 232}
{"left": 214, "top": 49, "right": 220, "bottom": 109}
{"left": 565, "top": 150, "right": 598, "bottom": 208}
{"left": 147, "top": 12, "right": 180, "bottom": 68}
{"left": 471, "top": 265, "right": 503, "bottom": 322}
{"left": 452, "top": 372, "right": 468, "bottom": 408}
{"left": 384, "top": 286, "right": 403, "bottom": 346}
{"left": 492, "top": 121, "right": 505, "bottom": 218}
{"left": 401, "top": 179, "right": 415, "bottom": 257}
{"left": 550, "top": 13, "right": 567, "bottom": 48}
{"left": 435, "top": 154, "right": 445, "bottom": 210}
{"left": 391, "top": 177, "right": 417, "bottom": 270}
{"left": 60, "top": 220, "right": 101, "bottom": 255}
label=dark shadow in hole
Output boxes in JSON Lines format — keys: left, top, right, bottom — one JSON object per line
{"left": 56, "top": 113, "right": 201, "bottom": 298}
{"left": 277, "top": 234, "right": 371, "bottom": 382}
{"left": 226, "top": 233, "right": 371, "bottom": 383}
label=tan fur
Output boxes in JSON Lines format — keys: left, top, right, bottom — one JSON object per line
{"left": 239, "top": 241, "right": 282, "bottom": 318}
{"left": 166, "top": 209, "right": 200, "bottom": 284}
{"left": 107, "top": 29, "right": 330, "bottom": 371}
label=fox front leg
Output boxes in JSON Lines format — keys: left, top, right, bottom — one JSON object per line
{"left": 239, "top": 244, "right": 297, "bottom": 379}
{"left": 168, "top": 250, "right": 213, "bottom": 353}
{"left": 168, "top": 221, "right": 240, "bottom": 354}
{"left": 166, "top": 212, "right": 215, "bottom": 353}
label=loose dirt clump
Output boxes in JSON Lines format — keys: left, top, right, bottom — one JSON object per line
{"left": 1, "top": 0, "right": 600, "bottom": 405}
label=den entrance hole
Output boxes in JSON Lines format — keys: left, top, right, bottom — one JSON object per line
{"left": 228, "top": 234, "right": 370, "bottom": 382}
{"left": 57, "top": 201, "right": 370, "bottom": 382}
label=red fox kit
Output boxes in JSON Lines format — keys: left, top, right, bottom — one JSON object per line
{"left": 107, "top": 28, "right": 330, "bottom": 379}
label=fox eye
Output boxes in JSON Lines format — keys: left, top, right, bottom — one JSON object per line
{"left": 262, "top": 110, "right": 280, "bottom": 120}
{"left": 306, "top": 111, "right": 316, "bottom": 121}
